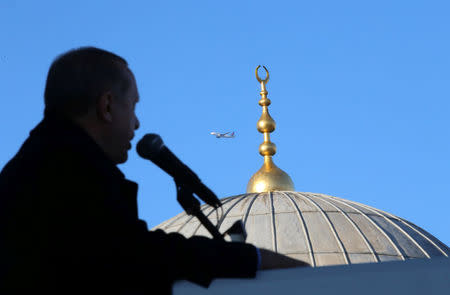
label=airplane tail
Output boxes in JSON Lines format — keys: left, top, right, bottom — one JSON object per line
{"left": 231, "top": 132, "right": 235, "bottom": 137}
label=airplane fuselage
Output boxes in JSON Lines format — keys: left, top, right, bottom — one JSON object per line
{"left": 210, "top": 131, "right": 235, "bottom": 138}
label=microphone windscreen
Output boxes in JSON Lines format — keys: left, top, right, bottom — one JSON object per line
{"left": 136, "top": 134, "right": 165, "bottom": 160}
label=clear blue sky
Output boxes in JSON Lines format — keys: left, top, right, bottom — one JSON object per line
{"left": 1, "top": 1, "right": 449, "bottom": 246}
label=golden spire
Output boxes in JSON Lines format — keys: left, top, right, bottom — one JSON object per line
{"left": 246, "top": 66, "right": 295, "bottom": 193}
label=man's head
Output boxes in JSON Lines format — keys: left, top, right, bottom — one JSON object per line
{"left": 44, "top": 47, "right": 140, "bottom": 164}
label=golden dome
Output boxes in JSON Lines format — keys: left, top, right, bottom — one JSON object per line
{"left": 247, "top": 66, "right": 294, "bottom": 193}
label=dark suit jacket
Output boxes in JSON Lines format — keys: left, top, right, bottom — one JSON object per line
{"left": 0, "top": 114, "right": 258, "bottom": 294}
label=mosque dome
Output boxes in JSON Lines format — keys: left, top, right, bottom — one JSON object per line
{"left": 154, "top": 191, "right": 449, "bottom": 266}
{"left": 153, "top": 66, "right": 449, "bottom": 267}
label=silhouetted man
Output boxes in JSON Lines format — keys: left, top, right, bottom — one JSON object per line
{"left": 0, "top": 47, "right": 307, "bottom": 294}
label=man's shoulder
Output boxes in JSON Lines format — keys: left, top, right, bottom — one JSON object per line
{"left": 2, "top": 116, "right": 125, "bottom": 186}
{"left": 0, "top": 132, "right": 95, "bottom": 190}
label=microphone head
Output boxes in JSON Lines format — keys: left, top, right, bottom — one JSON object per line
{"left": 136, "top": 133, "right": 165, "bottom": 160}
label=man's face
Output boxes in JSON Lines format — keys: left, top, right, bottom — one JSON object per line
{"left": 107, "top": 69, "right": 140, "bottom": 164}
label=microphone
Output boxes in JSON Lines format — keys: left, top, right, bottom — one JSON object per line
{"left": 136, "top": 134, "right": 222, "bottom": 208}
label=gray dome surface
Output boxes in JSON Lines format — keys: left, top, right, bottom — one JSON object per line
{"left": 153, "top": 192, "right": 449, "bottom": 267}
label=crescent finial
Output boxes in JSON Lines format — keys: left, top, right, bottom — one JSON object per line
{"left": 255, "top": 65, "right": 270, "bottom": 84}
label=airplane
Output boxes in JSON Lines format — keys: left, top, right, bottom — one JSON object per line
{"left": 210, "top": 131, "right": 236, "bottom": 138}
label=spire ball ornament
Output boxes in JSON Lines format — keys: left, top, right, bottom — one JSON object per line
{"left": 246, "top": 66, "right": 295, "bottom": 193}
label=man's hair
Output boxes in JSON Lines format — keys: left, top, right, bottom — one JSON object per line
{"left": 44, "top": 47, "right": 130, "bottom": 117}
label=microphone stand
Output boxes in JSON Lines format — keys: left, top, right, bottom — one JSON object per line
{"left": 175, "top": 181, "right": 224, "bottom": 241}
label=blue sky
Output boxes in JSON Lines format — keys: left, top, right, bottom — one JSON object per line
{"left": 1, "top": 1, "right": 449, "bottom": 246}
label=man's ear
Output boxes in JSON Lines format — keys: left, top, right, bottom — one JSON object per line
{"left": 97, "top": 92, "right": 113, "bottom": 123}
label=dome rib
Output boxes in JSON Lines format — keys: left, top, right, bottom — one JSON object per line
{"left": 175, "top": 215, "right": 196, "bottom": 233}
{"left": 329, "top": 196, "right": 406, "bottom": 260}
{"left": 314, "top": 195, "right": 379, "bottom": 263}
{"left": 281, "top": 192, "right": 316, "bottom": 267}
{"left": 160, "top": 209, "right": 192, "bottom": 230}
{"left": 366, "top": 207, "right": 448, "bottom": 257}
{"left": 344, "top": 199, "right": 431, "bottom": 258}
{"left": 269, "top": 192, "right": 278, "bottom": 252}
{"left": 243, "top": 193, "right": 260, "bottom": 228}
{"left": 217, "top": 194, "right": 248, "bottom": 229}
{"left": 298, "top": 193, "right": 350, "bottom": 265}
{"left": 192, "top": 200, "right": 230, "bottom": 236}
{"left": 177, "top": 194, "right": 239, "bottom": 235}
